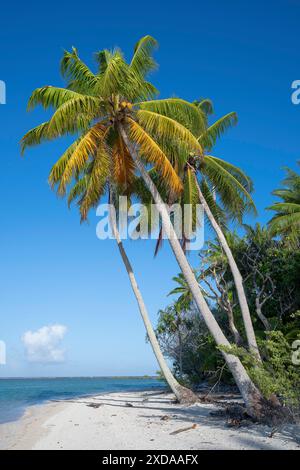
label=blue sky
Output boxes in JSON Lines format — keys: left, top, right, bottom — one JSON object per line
{"left": 0, "top": 0, "right": 299, "bottom": 377}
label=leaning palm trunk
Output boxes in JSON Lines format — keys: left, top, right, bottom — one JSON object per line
{"left": 108, "top": 197, "right": 197, "bottom": 404}
{"left": 194, "top": 177, "right": 261, "bottom": 361}
{"left": 120, "top": 126, "right": 265, "bottom": 419}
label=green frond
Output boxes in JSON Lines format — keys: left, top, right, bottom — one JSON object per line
{"left": 204, "top": 155, "right": 256, "bottom": 221}
{"left": 97, "top": 50, "right": 131, "bottom": 98}
{"left": 96, "top": 48, "right": 157, "bottom": 101}
{"left": 268, "top": 210, "right": 300, "bottom": 235}
{"left": 47, "top": 96, "right": 102, "bottom": 135}
{"left": 267, "top": 202, "right": 300, "bottom": 214}
{"left": 209, "top": 156, "right": 253, "bottom": 193}
{"left": 267, "top": 164, "right": 300, "bottom": 241}
{"left": 200, "top": 178, "right": 227, "bottom": 229}
{"left": 67, "top": 175, "right": 89, "bottom": 207}
{"left": 27, "top": 86, "right": 87, "bottom": 111}
{"left": 94, "top": 49, "right": 113, "bottom": 73}
{"left": 198, "top": 112, "right": 238, "bottom": 150}
{"left": 61, "top": 47, "right": 99, "bottom": 92}
{"left": 130, "top": 35, "right": 158, "bottom": 78}
{"left": 136, "top": 109, "right": 203, "bottom": 156}
{"left": 183, "top": 167, "right": 198, "bottom": 207}
{"left": 138, "top": 98, "right": 206, "bottom": 136}
{"left": 21, "top": 122, "right": 54, "bottom": 154}
{"left": 195, "top": 98, "right": 214, "bottom": 115}
{"left": 272, "top": 189, "right": 298, "bottom": 201}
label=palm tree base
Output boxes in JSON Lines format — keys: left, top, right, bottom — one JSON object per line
{"left": 246, "top": 393, "right": 293, "bottom": 425}
{"left": 175, "top": 385, "right": 199, "bottom": 404}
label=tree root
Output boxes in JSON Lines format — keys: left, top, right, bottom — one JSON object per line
{"left": 211, "top": 397, "right": 296, "bottom": 427}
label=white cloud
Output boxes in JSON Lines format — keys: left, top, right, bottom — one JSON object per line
{"left": 22, "top": 324, "right": 67, "bottom": 364}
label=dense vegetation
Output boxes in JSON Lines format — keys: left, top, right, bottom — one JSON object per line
{"left": 155, "top": 177, "right": 300, "bottom": 412}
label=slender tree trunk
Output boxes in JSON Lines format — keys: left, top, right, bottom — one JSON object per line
{"left": 194, "top": 176, "right": 261, "bottom": 361}
{"left": 108, "top": 195, "right": 197, "bottom": 404}
{"left": 120, "top": 126, "right": 266, "bottom": 419}
{"left": 227, "top": 305, "right": 243, "bottom": 345}
{"left": 213, "top": 270, "right": 243, "bottom": 345}
{"left": 255, "top": 298, "right": 271, "bottom": 331}
{"left": 178, "top": 328, "right": 183, "bottom": 379}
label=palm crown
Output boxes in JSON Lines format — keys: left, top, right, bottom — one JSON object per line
{"left": 21, "top": 36, "right": 209, "bottom": 220}
{"left": 267, "top": 163, "right": 300, "bottom": 244}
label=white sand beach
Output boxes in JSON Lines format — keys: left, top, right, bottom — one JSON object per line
{"left": 0, "top": 390, "right": 299, "bottom": 450}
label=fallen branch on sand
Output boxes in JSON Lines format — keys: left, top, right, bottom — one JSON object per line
{"left": 170, "top": 424, "right": 197, "bottom": 435}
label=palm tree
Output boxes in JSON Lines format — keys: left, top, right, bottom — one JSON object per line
{"left": 67, "top": 168, "right": 197, "bottom": 402}
{"left": 150, "top": 101, "right": 260, "bottom": 357}
{"left": 181, "top": 102, "right": 261, "bottom": 359}
{"left": 267, "top": 163, "right": 300, "bottom": 248}
{"left": 21, "top": 36, "right": 266, "bottom": 418}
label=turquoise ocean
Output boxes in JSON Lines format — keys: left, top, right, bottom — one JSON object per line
{"left": 0, "top": 377, "right": 164, "bottom": 424}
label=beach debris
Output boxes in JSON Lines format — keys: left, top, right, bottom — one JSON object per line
{"left": 86, "top": 403, "right": 103, "bottom": 408}
{"left": 210, "top": 403, "right": 251, "bottom": 423}
{"left": 170, "top": 424, "right": 197, "bottom": 435}
{"left": 125, "top": 402, "right": 134, "bottom": 407}
{"left": 160, "top": 415, "right": 170, "bottom": 421}
{"left": 227, "top": 418, "right": 242, "bottom": 428}
{"left": 269, "top": 427, "right": 278, "bottom": 438}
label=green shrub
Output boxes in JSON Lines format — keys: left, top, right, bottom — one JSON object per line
{"left": 220, "top": 331, "right": 300, "bottom": 409}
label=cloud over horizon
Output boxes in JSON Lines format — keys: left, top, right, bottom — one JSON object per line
{"left": 22, "top": 324, "right": 67, "bottom": 364}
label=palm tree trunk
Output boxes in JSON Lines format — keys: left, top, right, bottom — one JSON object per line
{"left": 194, "top": 176, "right": 261, "bottom": 361}
{"left": 108, "top": 195, "right": 197, "bottom": 404}
{"left": 120, "top": 126, "right": 266, "bottom": 419}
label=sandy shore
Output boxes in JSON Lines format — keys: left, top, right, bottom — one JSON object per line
{"left": 0, "top": 390, "right": 299, "bottom": 450}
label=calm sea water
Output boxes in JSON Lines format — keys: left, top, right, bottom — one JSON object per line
{"left": 0, "top": 377, "right": 165, "bottom": 424}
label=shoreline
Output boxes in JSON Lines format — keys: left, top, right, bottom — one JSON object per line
{"left": 0, "top": 390, "right": 299, "bottom": 450}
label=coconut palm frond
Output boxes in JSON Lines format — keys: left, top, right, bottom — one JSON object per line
{"left": 57, "top": 123, "right": 107, "bottom": 195}
{"left": 21, "top": 122, "right": 54, "bottom": 154}
{"left": 67, "top": 174, "right": 89, "bottom": 207}
{"left": 79, "top": 144, "right": 110, "bottom": 221}
{"left": 195, "top": 98, "right": 214, "bottom": 115}
{"left": 47, "top": 95, "right": 103, "bottom": 135}
{"left": 199, "top": 112, "right": 238, "bottom": 150}
{"left": 204, "top": 155, "right": 256, "bottom": 221}
{"left": 209, "top": 156, "right": 253, "bottom": 193}
{"left": 27, "top": 86, "right": 89, "bottom": 111}
{"left": 138, "top": 98, "right": 206, "bottom": 136}
{"left": 130, "top": 35, "right": 158, "bottom": 78}
{"left": 136, "top": 109, "right": 203, "bottom": 156}
{"left": 128, "top": 118, "right": 183, "bottom": 194}
{"left": 61, "top": 47, "right": 99, "bottom": 91}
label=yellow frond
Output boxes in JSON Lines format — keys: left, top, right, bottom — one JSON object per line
{"left": 58, "top": 123, "right": 106, "bottom": 195}
{"left": 79, "top": 143, "right": 110, "bottom": 221}
{"left": 127, "top": 118, "right": 183, "bottom": 194}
